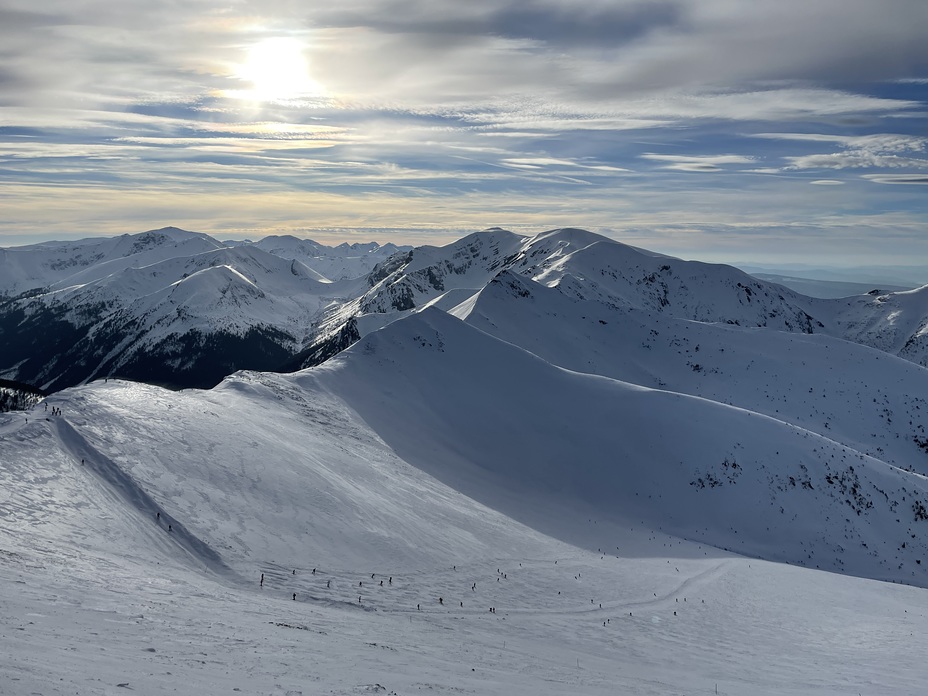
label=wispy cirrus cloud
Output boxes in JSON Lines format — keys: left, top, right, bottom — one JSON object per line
{"left": 641, "top": 153, "right": 755, "bottom": 172}
{"left": 863, "top": 174, "right": 928, "bottom": 185}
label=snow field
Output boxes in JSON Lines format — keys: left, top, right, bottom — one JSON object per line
{"left": 3, "top": 363, "right": 928, "bottom": 693}
{"left": 2, "top": 515, "right": 927, "bottom": 695}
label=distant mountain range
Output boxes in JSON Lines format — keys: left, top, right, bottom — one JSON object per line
{"left": 745, "top": 273, "right": 913, "bottom": 299}
{"left": 1, "top": 226, "right": 927, "bottom": 393}
{"left": 0, "top": 227, "right": 407, "bottom": 390}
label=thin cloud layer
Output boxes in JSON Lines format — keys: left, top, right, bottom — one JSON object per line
{"left": 0, "top": 0, "right": 926, "bottom": 263}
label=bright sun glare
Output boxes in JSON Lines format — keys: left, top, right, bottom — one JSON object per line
{"left": 238, "top": 37, "right": 319, "bottom": 101}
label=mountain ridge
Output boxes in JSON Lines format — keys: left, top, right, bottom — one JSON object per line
{"left": 3, "top": 225, "right": 928, "bottom": 392}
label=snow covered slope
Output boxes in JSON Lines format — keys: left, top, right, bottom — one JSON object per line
{"left": 454, "top": 270, "right": 928, "bottom": 475}
{"left": 307, "top": 308, "right": 928, "bottom": 586}
{"left": 823, "top": 286, "right": 928, "bottom": 367}
{"left": 2, "top": 308, "right": 928, "bottom": 693}
{"left": 10, "top": 306, "right": 927, "bottom": 589}
{"left": 18, "top": 295, "right": 917, "bottom": 587}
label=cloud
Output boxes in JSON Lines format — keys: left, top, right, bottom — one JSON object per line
{"left": 641, "top": 153, "right": 755, "bottom": 172}
{"left": 316, "top": 1, "right": 685, "bottom": 48}
{"left": 809, "top": 180, "right": 845, "bottom": 186}
{"left": 305, "top": 1, "right": 928, "bottom": 97}
{"left": 501, "top": 156, "right": 630, "bottom": 172}
{"left": 863, "top": 174, "right": 928, "bottom": 185}
{"left": 3, "top": 1, "right": 926, "bottom": 116}
{"left": 773, "top": 132, "right": 928, "bottom": 170}
{"left": 756, "top": 133, "right": 927, "bottom": 151}
{"left": 787, "top": 152, "right": 928, "bottom": 170}
{"left": 596, "top": 0, "right": 928, "bottom": 91}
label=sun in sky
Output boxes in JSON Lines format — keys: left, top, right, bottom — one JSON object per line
{"left": 235, "top": 37, "right": 322, "bottom": 102}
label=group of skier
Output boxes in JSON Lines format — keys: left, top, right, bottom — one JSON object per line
{"left": 255, "top": 563, "right": 518, "bottom": 617}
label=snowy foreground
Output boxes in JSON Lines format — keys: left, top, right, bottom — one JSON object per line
{"left": 2, "top": 350, "right": 928, "bottom": 694}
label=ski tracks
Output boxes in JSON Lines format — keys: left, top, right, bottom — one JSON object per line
{"left": 504, "top": 558, "right": 734, "bottom": 618}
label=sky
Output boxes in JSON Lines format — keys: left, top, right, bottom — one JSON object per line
{"left": 0, "top": 0, "right": 926, "bottom": 265}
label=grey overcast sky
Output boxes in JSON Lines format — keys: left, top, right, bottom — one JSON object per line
{"left": 1, "top": 0, "right": 926, "bottom": 264}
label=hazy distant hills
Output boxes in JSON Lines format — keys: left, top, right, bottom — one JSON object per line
{"left": 747, "top": 273, "right": 912, "bottom": 299}
{"left": 1, "top": 225, "right": 927, "bottom": 392}
{"left": 739, "top": 262, "right": 928, "bottom": 295}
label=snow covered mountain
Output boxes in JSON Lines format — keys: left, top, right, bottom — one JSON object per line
{"left": 298, "top": 226, "right": 928, "bottom": 371}
{"left": 4, "top": 226, "right": 928, "bottom": 693}
{"left": 3, "top": 225, "right": 927, "bottom": 391}
{"left": 0, "top": 227, "right": 223, "bottom": 299}
{"left": 0, "top": 228, "right": 394, "bottom": 390}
